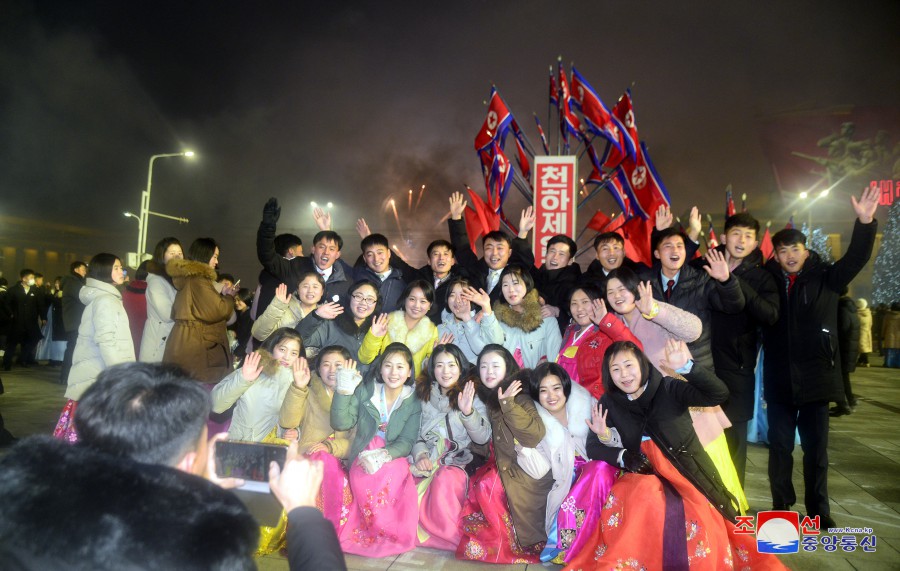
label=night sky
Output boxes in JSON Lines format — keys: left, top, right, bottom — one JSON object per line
{"left": 2, "top": 0, "right": 899, "bottom": 280}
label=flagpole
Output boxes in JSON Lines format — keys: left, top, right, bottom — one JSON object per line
{"left": 578, "top": 177, "right": 612, "bottom": 209}
{"left": 548, "top": 65, "right": 557, "bottom": 156}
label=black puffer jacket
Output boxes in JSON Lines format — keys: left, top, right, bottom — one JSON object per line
{"left": 642, "top": 262, "right": 745, "bottom": 370}
{"left": 762, "top": 219, "right": 877, "bottom": 406}
{"left": 587, "top": 364, "right": 739, "bottom": 522}
{"left": 838, "top": 296, "right": 861, "bottom": 374}
{"left": 0, "top": 436, "right": 258, "bottom": 570}
{"left": 532, "top": 263, "right": 582, "bottom": 333}
{"left": 690, "top": 246, "right": 780, "bottom": 422}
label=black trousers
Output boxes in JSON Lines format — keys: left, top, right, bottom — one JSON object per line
{"left": 3, "top": 329, "right": 39, "bottom": 367}
{"left": 59, "top": 330, "right": 79, "bottom": 384}
{"left": 724, "top": 421, "right": 748, "bottom": 487}
{"left": 839, "top": 369, "right": 856, "bottom": 406}
{"left": 767, "top": 400, "right": 831, "bottom": 517}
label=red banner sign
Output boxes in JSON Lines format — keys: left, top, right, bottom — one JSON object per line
{"left": 533, "top": 156, "right": 577, "bottom": 267}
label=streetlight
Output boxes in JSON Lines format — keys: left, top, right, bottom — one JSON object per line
{"left": 138, "top": 151, "right": 195, "bottom": 259}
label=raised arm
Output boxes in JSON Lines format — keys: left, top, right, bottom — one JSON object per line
{"left": 827, "top": 187, "right": 879, "bottom": 292}
{"left": 498, "top": 382, "right": 546, "bottom": 447}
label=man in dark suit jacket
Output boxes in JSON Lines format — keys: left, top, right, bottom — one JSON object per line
{"left": 446, "top": 191, "right": 535, "bottom": 305}
{"left": 3, "top": 269, "right": 43, "bottom": 370}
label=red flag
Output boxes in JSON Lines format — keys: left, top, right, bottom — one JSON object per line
{"left": 510, "top": 121, "right": 532, "bottom": 182}
{"left": 463, "top": 185, "right": 501, "bottom": 254}
{"left": 759, "top": 224, "right": 774, "bottom": 260}
{"left": 726, "top": 187, "right": 736, "bottom": 217}
{"left": 619, "top": 141, "right": 670, "bottom": 218}
{"left": 586, "top": 210, "right": 612, "bottom": 232}
{"left": 602, "top": 90, "right": 639, "bottom": 169}
{"left": 558, "top": 62, "right": 583, "bottom": 144}
{"left": 618, "top": 215, "right": 654, "bottom": 267}
{"left": 533, "top": 114, "right": 550, "bottom": 155}
{"left": 570, "top": 67, "right": 621, "bottom": 152}
{"left": 474, "top": 88, "right": 513, "bottom": 152}
{"left": 707, "top": 220, "right": 720, "bottom": 249}
{"left": 549, "top": 69, "right": 559, "bottom": 108}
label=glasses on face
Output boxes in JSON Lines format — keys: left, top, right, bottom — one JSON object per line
{"left": 351, "top": 293, "right": 377, "bottom": 305}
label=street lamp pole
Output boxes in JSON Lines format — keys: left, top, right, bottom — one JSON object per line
{"left": 138, "top": 151, "right": 194, "bottom": 258}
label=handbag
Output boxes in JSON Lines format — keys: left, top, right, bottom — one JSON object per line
{"left": 514, "top": 439, "right": 551, "bottom": 479}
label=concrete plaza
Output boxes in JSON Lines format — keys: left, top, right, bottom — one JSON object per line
{"left": 1, "top": 359, "right": 898, "bottom": 570}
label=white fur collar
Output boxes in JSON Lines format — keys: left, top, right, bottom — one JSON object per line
{"left": 535, "top": 383, "right": 594, "bottom": 454}
{"left": 387, "top": 310, "right": 434, "bottom": 353}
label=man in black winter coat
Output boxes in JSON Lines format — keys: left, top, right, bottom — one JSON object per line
{"left": 580, "top": 205, "right": 702, "bottom": 293}
{"left": 447, "top": 191, "right": 536, "bottom": 305}
{"left": 640, "top": 227, "right": 745, "bottom": 371}
{"left": 832, "top": 288, "right": 861, "bottom": 416}
{"left": 763, "top": 186, "right": 879, "bottom": 530}
{"left": 690, "top": 213, "right": 779, "bottom": 486}
{"left": 531, "top": 234, "right": 582, "bottom": 334}
{"left": 3, "top": 269, "right": 43, "bottom": 371}
{"left": 257, "top": 198, "right": 354, "bottom": 306}
{"left": 59, "top": 261, "right": 87, "bottom": 383}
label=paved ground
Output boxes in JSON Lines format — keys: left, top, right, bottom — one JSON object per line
{"left": 1, "top": 359, "right": 898, "bottom": 570}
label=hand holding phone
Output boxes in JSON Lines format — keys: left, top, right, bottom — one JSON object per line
{"left": 268, "top": 440, "right": 324, "bottom": 512}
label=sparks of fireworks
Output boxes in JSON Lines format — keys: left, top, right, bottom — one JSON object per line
{"left": 389, "top": 198, "right": 404, "bottom": 240}
{"left": 408, "top": 189, "right": 413, "bottom": 211}
{"left": 414, "top": 184, "right": 426, "bottom": 212}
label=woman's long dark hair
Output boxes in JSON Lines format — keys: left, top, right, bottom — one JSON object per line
{"left": 475, "top": 344, "right": 521, "bottom": 408}
{"left": 259, "top": 327, "right": 304, "bottom": 356}
{"left": 415, "top": 343, "right": 473, "bottom": 408}
{"left": 364, "top": 342, "right": 415, "bottom": 387}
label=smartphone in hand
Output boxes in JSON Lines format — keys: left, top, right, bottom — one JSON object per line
{"left": 215, "top": 440, "right": 286, "bottom": 493}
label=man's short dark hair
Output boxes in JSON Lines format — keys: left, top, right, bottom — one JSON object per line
{"left": 546, "top": 234, "right": 577, "bottom": 257}
{"left": 274, "top": 233, "right": 303, "bottom": 256}
{"left": 593, "top": 232, "right": 624, "bottom": 250}
{"left": 75, "top": 362, "right": 210, "bottom": 467}
{"left": 481, "top": 230, "right": 512, "bottom": 248}
{"left": 652, "top": 227, "right": 686, "bottom": 252}
{"left": 216, "top": 272, "right": 235, "bottom": 284}
{"left": 772, "top": 228, "right": 807, "bottom": 249}
{"left": 426, "top": 239, "right": 453, "bottom": 257}
{"left": 19, "top": 268, "right": 35, "bottom": 279}
{"left": 361, "top": 233, "right": 390, "bottom": 251}
{"left": 312, "top": 230, "right": 343, "bottom": 251}
{"left": 724, "top": 213, "right": 760, "bottom": 236}
{"left": 70, "top": 261, "right": 87, "bottom": 274}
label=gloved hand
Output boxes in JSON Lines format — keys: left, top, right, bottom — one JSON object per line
{"left": 358, "top": 448, "right": 392, "bottom": 474}
{"left": 622, "top": 449, "right": 653, "bottom": 474}
{"left": 262, "top": 197, "right": 281, "bottom": 225}
{"left": 335, "top": 367, "right": 362, "bottom": 396}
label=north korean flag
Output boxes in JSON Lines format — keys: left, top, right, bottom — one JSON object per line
{"left": 619, "top": 141, "right": 671, "bottom": 217}
{"left": 558, "top": 62, "right": 583, "bottom": 141}
{"left": 474, "top": 87, "right": 513, "bottom": 152}
{"left": 602, "top": 90, "right": 639, "bottom": 169}
{"left": 571, "top": 67, "right": 622, "bottom": 152}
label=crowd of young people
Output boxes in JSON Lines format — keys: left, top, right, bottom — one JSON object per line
{"left": 1, "top": 185, "right": 881, "bottom": 568}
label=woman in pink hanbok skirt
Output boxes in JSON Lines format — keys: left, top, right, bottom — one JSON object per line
{"left": 330, "top": 343, "right": 422, "bottom": 558}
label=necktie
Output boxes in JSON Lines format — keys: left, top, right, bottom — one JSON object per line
{"left": 487, "top": 269, "right": 500, "bottom": 293}
{"left": 665, "top": 279, "right": 675, "bottom": 301}
{"left": 787, "top": 274, "right": 797, "bottom": 293}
